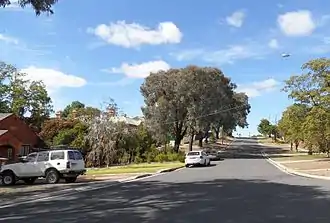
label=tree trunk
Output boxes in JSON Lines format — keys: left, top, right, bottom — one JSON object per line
{"left": 173, "top": 134, "right": 182, "bottom": 153}
{"left": 189, "top": 133, "right": 194, "bottom": 151}
{"left": 294, "top": 140, "right": 299, "bottom": 152}
{"left": 198, "top": 137, "right": 203, "bottom": 147}
{"left": 214, "top": 127, "right": 220, "bottom": 139}
{"left": 204, "top": 131, "right": 209, "bottom": 143}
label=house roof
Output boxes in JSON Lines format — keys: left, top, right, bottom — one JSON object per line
{"left": 109, "top": 116, "right": 142, "bottom": 126}
{"left": 0, "top": 113, "right": 13, "bottom": 121}
{"left": 0, "top": 130, "right": 8, "bottom": 136}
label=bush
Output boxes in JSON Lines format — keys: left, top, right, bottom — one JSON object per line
{"left": 209, "top": 134, "right": 216, "bottom": 143}
{"left": 134, "top": 156, "right": 144, "bottom": 164}
{"left": 154, "top": 153, "right": 169, "bottom": 163}
{"left": 144, "top": 145, "right": 159, "bottom": 163}
{"left": 177, "top": 152, "right": 185, "bottom": 163}
{"left": 167, "top": 152, "right": 179, "bottom": 161}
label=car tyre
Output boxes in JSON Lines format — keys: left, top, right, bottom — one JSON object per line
{"left": 45, "top": 169, "right": 60, "bottom": 184}
{"left": 1, "top": 171, "right": 16, "bottom": 186}
{"left": 185, "top": 164, "right": 190, "bottom": 168}
{"left": 23, "top": 177, "right": 37, "bottom": 185}
{"left": 65, "top": 177, "right": 77, "bottom": 183}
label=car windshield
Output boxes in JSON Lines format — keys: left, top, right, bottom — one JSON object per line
{"left": 187, "top": 152, "right": 200, "bottom": 156}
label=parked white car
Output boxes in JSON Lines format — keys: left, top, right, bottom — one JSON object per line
{"left": 185, "top": 150, "right": 210, "bottom": 167}
{"left": 0, "top": 149, "right": 86, "bottom": 186}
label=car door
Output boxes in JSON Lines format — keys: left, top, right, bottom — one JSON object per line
{"left": 21, "top": 153, "right": 38, "bottom": 177}
{"left": 35, "top": 151, "right": 50, "bottom": 176}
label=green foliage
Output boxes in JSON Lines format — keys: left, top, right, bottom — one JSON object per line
{"left": 39, "top": 118, "right": 88, "bottom": 148}
{"left": 0, "top": 61, "right": 53, "bottom": 131}
{"left": 280, "top": 58, "right": 330, "bottom": 154}
{"left": 278, "top": 104, "right": 309, "bottom": 145}
{"left": 140, "top": 66, "right": 250, "bottom": 152}
{"left": 257, "top": 119, "right": 273, "bottom": 136}
{"left": 0, "top": 0, "right": 58, "bottom": 15}
{"left": 154, "top": 153, "right": 169, "bottom": 163}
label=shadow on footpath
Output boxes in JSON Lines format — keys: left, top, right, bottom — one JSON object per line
{"left": 1, "top": 178, "right": 330, "bottom": 223}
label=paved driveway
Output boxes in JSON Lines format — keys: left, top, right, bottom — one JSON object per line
{"left": 1, "top": 138, "right": 330, "bottom": 222}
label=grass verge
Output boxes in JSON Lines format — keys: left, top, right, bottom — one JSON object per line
{"left": 86, "top": 162, "right": 184, "bottom": 175}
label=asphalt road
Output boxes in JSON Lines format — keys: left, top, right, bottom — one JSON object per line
{"left": 1, "top": 138, "right": 330, "bottom": 222}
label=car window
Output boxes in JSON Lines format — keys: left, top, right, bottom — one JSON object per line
{"left": 26, "top": 153, "right": 37, "bottom": 162}
{"left": 50, "top": 151, "right": 65, "bottom": 160}
{"left": 37, "top": 152, "right": 49, "bottom": 162}
{"left": 187, "top": 152, "right": 200, "bottom": 156}
{"left": 68, "top": 151, "right": 75, "bottom": 160}
{"left": 73, "top": 151, "right": 83, "bottom": 160}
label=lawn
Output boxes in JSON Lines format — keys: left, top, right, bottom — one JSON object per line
{"left": 272, "top": 154, "right": 329, "bottom": 162}
{"left": 86, "top": 162, "right": 184, "bottom": 175}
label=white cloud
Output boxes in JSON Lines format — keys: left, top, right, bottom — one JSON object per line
{"left": 172, "top": 44, "right": 267, "bottom": 65}
{"left": 268, "top": 39, "right": 279, "bottom": 49}
{"left": 87, "top": 21, "right": 182, "bottom": 48}
{"left": 277, "top": 10, "right": 316, "bottom": 36}
{"left": 170, "top": 49, "right": 204, "bottom": 61}
{"left": 236, "top": 78, "right": 280, "bottom": 98}
{"left": 20, "top": 66, "right": 87, "bottom": 93}
{"left": 104, "top": 60, "right": 171, "bottom": 78}
{"left": 0, "top": 34, "right": 19, "bottom": 44}
{"left": 226, "top": 10, "right": 246, "bottom": 28}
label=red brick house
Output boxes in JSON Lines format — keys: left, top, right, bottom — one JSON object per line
{"left": 0, "top": 113, "right": 45, "bottom": 162}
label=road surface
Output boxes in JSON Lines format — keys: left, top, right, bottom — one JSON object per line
{"left": 1, "top": 138, "right": 330, "bottom": 222}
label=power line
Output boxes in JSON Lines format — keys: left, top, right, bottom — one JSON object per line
{"left": 151, "top": 104, "right": 247, "bottom": 126}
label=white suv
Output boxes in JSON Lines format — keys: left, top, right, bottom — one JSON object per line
{"left": 0, "top": 149, "right": 86, "bottom": 186}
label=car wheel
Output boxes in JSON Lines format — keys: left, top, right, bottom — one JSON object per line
{"left": 45, "top": 169, "right": 60, "bottom": 184}
{"left": 23, "top": 177, "right": 37, "bottom": 185}
{"left": 65, "top": 177, "right": 77, "bottom": 183}
{"left": 1, "top": 171, "right": 16, "bottom": 186}
{"left": 185, "top": 164, "right": 189, "bottom": 168}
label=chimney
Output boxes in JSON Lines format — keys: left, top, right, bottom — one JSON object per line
{"left": 55, "top": 111, "right": 62, "bottom": 119}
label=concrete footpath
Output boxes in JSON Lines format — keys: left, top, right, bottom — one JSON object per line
{"left": 262, "top": 150, "right": 330, "bottom": 180}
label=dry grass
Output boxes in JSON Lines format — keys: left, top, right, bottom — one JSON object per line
{"left": 86, "top": 162, "right": 183, "bottom": 175}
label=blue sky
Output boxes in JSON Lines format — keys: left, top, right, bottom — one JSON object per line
{"left": 1, "top": 0, "right": 330, "bottom": 136}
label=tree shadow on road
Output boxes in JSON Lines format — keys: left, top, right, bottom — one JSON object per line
{"left": 222, "top": 142, "right": 300, "bottom": 159}
{"left": 1, "top": 178, "right": 330, "bottom": 223}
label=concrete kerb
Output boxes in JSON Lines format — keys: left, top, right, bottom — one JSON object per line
{"left": 261, "top": 151, "right": 330, "bottom": 181}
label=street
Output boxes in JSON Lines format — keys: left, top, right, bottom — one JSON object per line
{"left": 1, "top": 138, "right": 330, "bottom": 222}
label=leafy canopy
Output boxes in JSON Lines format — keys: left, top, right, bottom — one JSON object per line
{"left": 0, "top": 0, "right": 58, "bottom": 15}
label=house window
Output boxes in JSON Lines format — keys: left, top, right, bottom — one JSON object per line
{"left": 20, "top": 145, "right": 31, "bottom": 156}
{"left": 7, "top": 148, "right": 13, "bottom": 160}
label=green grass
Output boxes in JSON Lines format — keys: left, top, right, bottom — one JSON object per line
{"left": 273, "top": 154, "right": 329, "bottom": 162}
{"left": 86, "top": 162, "right": 184, "bottom": 175}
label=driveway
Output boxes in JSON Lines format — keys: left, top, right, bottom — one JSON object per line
{"left": 1, "top": 138, "right": 330, "bottom": 222}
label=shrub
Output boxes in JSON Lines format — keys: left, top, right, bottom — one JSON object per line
{"left": 154, "top": 153, "right": 169, "bottom": 163}
{"left": 134, "top": 156, "right": 144, "bottom": 164}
